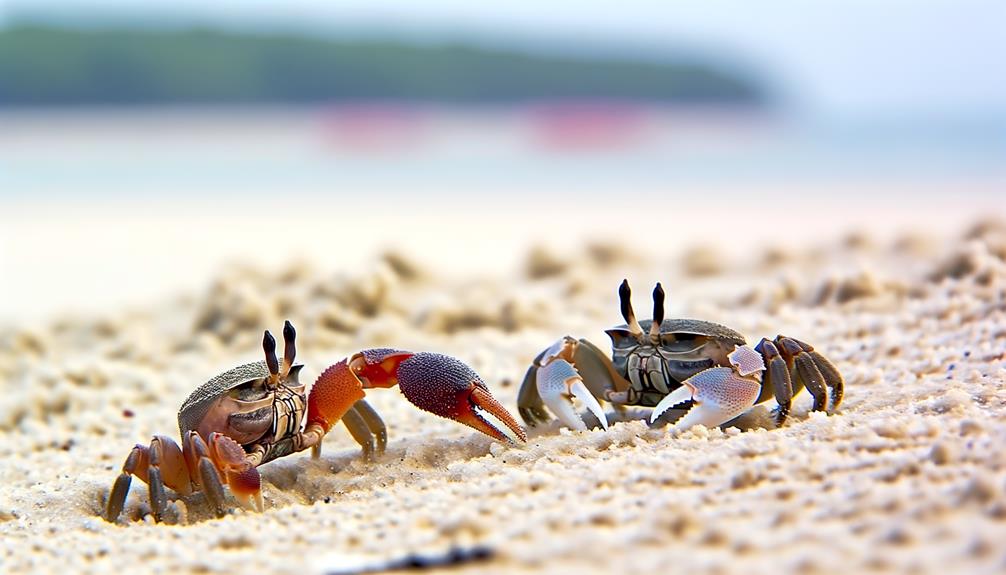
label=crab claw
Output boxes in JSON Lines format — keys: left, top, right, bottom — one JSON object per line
{"left": 307, "top": 349, "right": 414, "bottom": 434}
{"left": 206, "top": 432, "right": 263, "bottom": 513}
{"left": 536, "top": 358, "right": 609, "bottom": 431}
{"left": 650, "top": 346, "right": 763, "bottom": 431}
{"left": 395, "top": 352, "right": 527, "bottom": 444}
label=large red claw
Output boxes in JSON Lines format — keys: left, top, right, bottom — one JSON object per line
{"left": 395, "top": 352, "right": 527, "bottom": 444}
{"left": 306, "top": 349, "right": 414, "bottom": 433}
{"left": 306, "top": 359, "right": 367, "bottom": 433}
{"left": 354, "top": 348, "right": 415, "bottom": 389}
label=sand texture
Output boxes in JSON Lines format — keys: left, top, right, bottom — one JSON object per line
{"left": 1, "top": 222, "right": 1006, "bottom": 575}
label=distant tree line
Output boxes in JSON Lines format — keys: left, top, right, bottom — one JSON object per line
{"left": 0, "top": 26, "right": 763, "bottom": 105}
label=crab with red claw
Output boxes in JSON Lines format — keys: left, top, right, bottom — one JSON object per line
{"left": 517, "top": 280, "right": 844, "bottom": 433}
{"left": 104, "top": 320, "right": 526, "bottom": 523}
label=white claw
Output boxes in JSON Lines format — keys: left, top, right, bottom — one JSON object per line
{"left": 649, "top": 385, "right": 694, "bottom": 424}
{"left": 536, "top": 358, "right": 609, "bottom": 431}
{"left": 652, "top": 367, "right": 761, "bottom": 431}
{"left": 570, "top": 379, "right": 609, "bottom": 431}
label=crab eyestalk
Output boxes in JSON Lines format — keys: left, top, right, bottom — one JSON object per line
{"left": 619, "top": 279, "right": 644, "bottom": 339}
{"left": 281, "top": 320, "right": 297, "bottom": 378}
{"left": 262, "top": 330, "right": 280, "bottom": 387}
{"left": 649, "top": 283, "right": 665, "bottom": 344}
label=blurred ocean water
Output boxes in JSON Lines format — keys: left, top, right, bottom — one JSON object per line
{"left": 2, "top": 107, "right": 1003, "bottom": 198}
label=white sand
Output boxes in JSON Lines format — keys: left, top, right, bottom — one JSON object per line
{"left": 1, "top": 215, "right": 1005, "bottom": 575}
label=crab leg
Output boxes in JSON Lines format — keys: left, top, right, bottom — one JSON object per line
{"left": 755, "top": 338, "right": 794, "bottom": 426}
{"left": 341, "top": 406, "right": 378, "bottom": 461}
{"left": 784, "top": 336, "right": 845, "bottom": 410}
{"left": 105, "top": 435, "right": 203, "bottom": 523}
{"left": 352, "top": 399, "right": 388, "bottom": 455}
{"left": 182, "top": 431, "right": 227, "bottom": 518}
{"left": 105, "top": 444, "right": 147, "bottom": 522}
{"left": 777, "top": 337, "right": 828, "bottom": 412}
{"left": 650, "top": 345, "right": 764, "bottom": 431}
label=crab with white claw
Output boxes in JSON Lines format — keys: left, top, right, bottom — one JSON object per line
{"left": 104, "top": 320, "right": 526, "bottom": 524}
{"left": 518, "top": 280, "right": 844, "bottom": 433}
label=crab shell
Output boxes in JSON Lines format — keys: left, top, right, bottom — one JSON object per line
{"left": 604, "top": 318, "right": 746, "bottom": 407}
{"left": 177, "top": 360, "right": 306, "bottom": 449}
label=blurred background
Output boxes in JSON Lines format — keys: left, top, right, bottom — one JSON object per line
{"left": 1, "top": 0, "right": 1004, "bottom": 321}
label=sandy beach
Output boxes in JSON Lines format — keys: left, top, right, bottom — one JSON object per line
{"left": 1, "top": 205, "right": 1005, "bottom": 574}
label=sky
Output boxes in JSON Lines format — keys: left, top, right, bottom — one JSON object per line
{"left": 1, "top": 0, "right": 1005, "bottom": 118}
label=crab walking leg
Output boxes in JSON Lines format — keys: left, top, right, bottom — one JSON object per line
{"left": 182, "top": 431, "right": 227, "bottom": 518}
{"left": 784, "top": 335, "right": 845, "bottom": 411}
{"left": 148, "top": 436, "right": 194, "bottom": 521}
{"left": 777, "top": 337, "right": 828, "bottom": 412}
{"left": 105, "top": 444, "right": 148, "bottom": 522}
{"left": 105, "top": 436, "right": 196, "bottom": 523}
{"left": 536, "top": 358, "right": 609, "bottom": 431}
{"left": 341, "top": 406, "right": 377, "bottom": 461}
{"left": 809, "top": 349, "right": 844, "bottom": 410}
{"left": 755, "top": 338, "right": 794, "bottom": 427}
{"left": 352, "top": 399, "right": 388, "bottom": 456}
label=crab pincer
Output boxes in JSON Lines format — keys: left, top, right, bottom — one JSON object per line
{"left": 649, "top": 345, "right": 764, "bottom": 430}
{"left": 532, "top": 338, "right": 610, "bottom": 431}
{"left": 306, "top": 349, "right": 527, "bottom": 451}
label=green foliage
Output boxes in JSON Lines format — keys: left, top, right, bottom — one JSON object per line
{"left": 0, "top": 26, "right": 762, "bottom": 105}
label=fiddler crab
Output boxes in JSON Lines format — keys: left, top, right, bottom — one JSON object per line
{"left": 517, "top": 280, "right": 844, "bottom": 433}
{"left": 105, "top": 321, "right": 526, "bottom": 523}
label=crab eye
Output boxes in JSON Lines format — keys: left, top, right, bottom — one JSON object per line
{"left": 227, "top": 378, "right": 272, "bottom": 402}
{"left": 605, "top": 328, "right": 638, "bottom": 350}
{"left": 659, "top": 333, "right": 709, "bottom": 353}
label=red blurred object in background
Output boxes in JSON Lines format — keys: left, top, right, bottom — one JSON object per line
{"left": 526, "top": 102, "right": 647, "bottom": 152}
{"left": 321, "top": 104, "right": 427, "bottom": 153}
